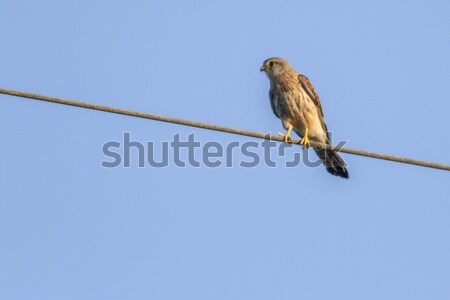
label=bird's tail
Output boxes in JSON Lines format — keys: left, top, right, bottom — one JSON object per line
{"left": 314, "top": 147, "right": 349, "bottom": 179}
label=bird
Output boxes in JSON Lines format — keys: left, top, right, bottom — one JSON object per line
{"left": 260, "top": 57, "right": 349, "bottom": 178}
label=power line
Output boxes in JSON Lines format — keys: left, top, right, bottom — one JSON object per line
{"left": 1, "top": 87, "right": 449, "bottom": 172}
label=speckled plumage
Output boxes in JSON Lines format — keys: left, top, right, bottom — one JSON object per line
{"left": 261, "top": 57, "right": 349, "bottom": 178}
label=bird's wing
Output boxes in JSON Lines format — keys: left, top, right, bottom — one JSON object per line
{"left": 298, "top": 74, "right": 323, "bottom": 116}
{"left": 298, "top": 74, "right": 329, "bottom": 139}
{"left": 269, "top": 90, "right": 280, "bottom": 118}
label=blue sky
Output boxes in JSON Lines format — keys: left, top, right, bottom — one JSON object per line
{"left": 1, "top": 0, "right": 450, "bottom": 299}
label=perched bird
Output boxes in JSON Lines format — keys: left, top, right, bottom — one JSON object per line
{"left": 260, "top": 57, "right": 349, "bottom": 178}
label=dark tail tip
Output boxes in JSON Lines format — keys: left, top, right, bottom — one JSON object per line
{"left": 326, "top": 165, "right": 349, "bottom": 179}
{"left": 315, "top": 148, "right": 350, "bottom": 179}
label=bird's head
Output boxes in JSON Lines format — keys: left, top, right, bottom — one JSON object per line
{"left": 260, "top": 57, "right": 292, "bottom": 78}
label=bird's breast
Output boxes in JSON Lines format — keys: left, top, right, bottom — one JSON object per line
{"left": 273, "top": 87, "right": 306, "bottom": 122}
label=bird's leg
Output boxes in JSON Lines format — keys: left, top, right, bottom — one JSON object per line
{"left": 278, "top": 124, "right": 293, "bottom": 144}
{"left": 300, "top": 128, "right": 311, "bottom": 149}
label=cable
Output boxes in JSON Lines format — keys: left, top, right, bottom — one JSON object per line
{"left": 1, "top": 87, "right": 449, "bottom": 172}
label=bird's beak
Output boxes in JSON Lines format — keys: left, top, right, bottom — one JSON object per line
{"left": 260, "top": 65, "right": 266, "bottom": 72}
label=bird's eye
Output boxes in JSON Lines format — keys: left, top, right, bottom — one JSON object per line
{"left": 269, "top": 61, "right": 275, "bottom": 67}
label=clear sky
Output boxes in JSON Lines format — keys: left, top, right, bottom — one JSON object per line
{"left": 1, "top": 0, "right": 450, "bottom": 299}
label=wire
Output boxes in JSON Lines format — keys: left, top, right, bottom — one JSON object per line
{"left": 1, "top": 87, "right": 449, "bottom": 172}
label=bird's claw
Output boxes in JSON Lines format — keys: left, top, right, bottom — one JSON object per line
{"left": 278, "top": 132, "right": 292, "bottom": 144}
{"left": 299, "top": 128, "right": 310, "bottom": 149}
{"left": 300, "top": 136, "right": 310, "bottom": 149}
